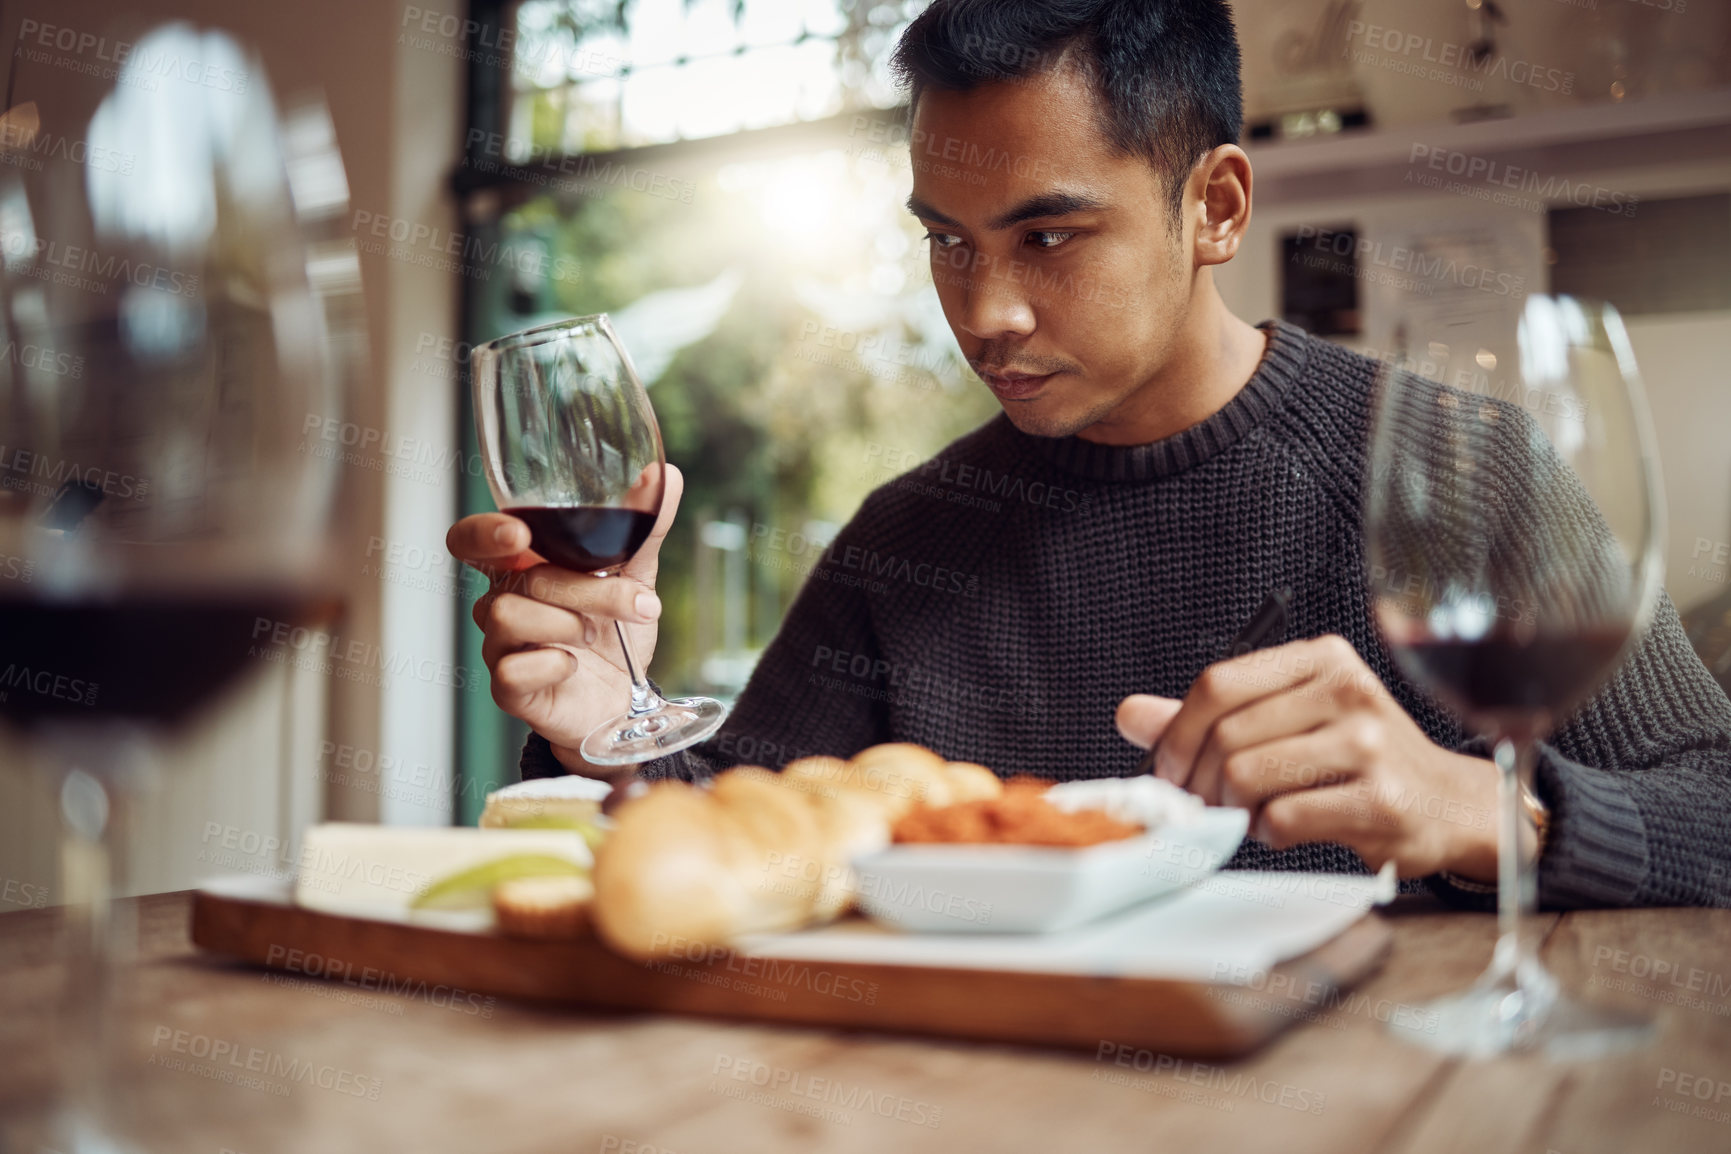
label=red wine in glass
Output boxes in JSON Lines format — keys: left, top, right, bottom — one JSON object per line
{"left": 1394, "top": 626, "right": 1632, "bottom": 727}
{"left": 0, "top": 594, "right": 326, "bottom": 727}
{"left": 507, "top": 506, "right": 657, "bottom": 574}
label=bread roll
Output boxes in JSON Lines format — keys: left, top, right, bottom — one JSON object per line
{"left": 591, "top": 782, "right": 762, "bottom": 959}
{"left": 841, "top": 743, "right": 952, "bottom": 816}
{"left": 765, "top": 758, "right": 897, "bottom": 919}
{"left": 806, "top": 788, "right": 892, "bottom": 919}
{"left": 594, "top": 766, "right": 871, "bottom": 959}
{"left": 710, "top": 767, "right": 829, "bottom": 921}
{"left": 943, "top": 761, "right": 1003, "bottom": 803}
{"left": 493, "top": 875, "right": 593, "bottom": 940}
{"left": 592, "top": 745, "right": 1000, "bottom": 959}
{"left": 710, "top": 768, "right": 824, "bottom": 856}
{"left": 781, "top": 755, "right": 850, "bottom": 800}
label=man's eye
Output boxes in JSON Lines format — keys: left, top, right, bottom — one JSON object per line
{"left": 923, "top": 231, "right": 963, "bottom": 249}
{"left": 1027, "top": 231, "right": 1074, "bottom": 249}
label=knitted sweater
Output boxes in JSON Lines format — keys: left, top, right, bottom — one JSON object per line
{"left": 523, "top": 318, "right": 1731, "bottom": 910}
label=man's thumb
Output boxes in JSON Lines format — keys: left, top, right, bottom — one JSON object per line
{"left": 624, "top": 463, "right": 683, "bottom": 581}
{"left": 1115, "top": 694, "right": 1181, "bottom": 751}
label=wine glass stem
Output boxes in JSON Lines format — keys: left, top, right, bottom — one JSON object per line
{"left": 62, "top": 813, "right": 114, "bottom": 1129}
{"left": 614, "top": 620, "right": 664, "bottom": 718}
{"left": 1493, "top": 735, "right": 1539, "bottom": 979}
{"left": 51, "top": 737, "right": 143, "bottom": 1146}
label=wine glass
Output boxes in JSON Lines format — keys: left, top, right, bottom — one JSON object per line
{"left": 1365, "top": 294, "right": 1662, "bottom": 1058}
{"left": 470, "top": 314, "right": 728, "bottom": 765}
{"left": 0, "top": 24, "right": 344, "bottom": 1153}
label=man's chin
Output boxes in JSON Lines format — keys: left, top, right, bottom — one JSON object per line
{"left": 995, "top": 399, "right": 1102, "bottom": 440}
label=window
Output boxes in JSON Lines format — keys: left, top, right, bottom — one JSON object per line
{"left": 507, "top": 0, "right": 906, "bottom": 153}
{"left": 1548, "top": 193, "right": 1731, "bottom": 318}
{"left": 453, "top": 0, "right": 998, "bottom": 818}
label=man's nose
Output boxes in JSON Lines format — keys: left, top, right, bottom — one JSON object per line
{"left": 952, "top": 254, "right": 1035, "bottom": 343}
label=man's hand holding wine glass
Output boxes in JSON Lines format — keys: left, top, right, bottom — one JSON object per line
{"left": 462, "top": 315, "right": 726, "bottom": 766}
{"left": 1115, "top": 635, "right": 1501, "bottom": 881}
{"left": 447, "top": 464, "right": 685, "bottom": 780}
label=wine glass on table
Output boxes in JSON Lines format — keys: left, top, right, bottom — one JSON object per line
{"left": 470, "top": 315, "right": 727, "bottom": 766}
{"left": 1365, "top": 295, "right": 1662, "bottom": 1058}
{"left": 0, "top": 25, "right": 345, "bottom": 1153}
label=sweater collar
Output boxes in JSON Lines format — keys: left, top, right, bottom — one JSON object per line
{"left": 1005, "top": 318, "right": 1309, "bottom": 483}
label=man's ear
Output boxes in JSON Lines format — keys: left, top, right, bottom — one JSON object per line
{"left": 1189, "top": 144, "right": 1253, "bottom": 268}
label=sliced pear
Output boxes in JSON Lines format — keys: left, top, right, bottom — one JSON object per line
{"left": 493, "top": 814, "right": 609, "bottom": 852}
{"left": 410, "top": 853, "right": 588, "bottom": 910}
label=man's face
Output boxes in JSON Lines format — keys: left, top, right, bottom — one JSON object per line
{"left": 908, "top": 65, "right": 1194, "bottom": 439}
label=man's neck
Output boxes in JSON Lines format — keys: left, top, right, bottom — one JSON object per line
{"left": 1075, "top": 287, "right": 1270, "bottom": 447}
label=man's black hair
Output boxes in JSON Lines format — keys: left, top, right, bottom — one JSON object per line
{"left": 890, "top": 0, "right": 1243, "bottom": 224}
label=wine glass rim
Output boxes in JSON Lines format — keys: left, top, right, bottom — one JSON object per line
{"left": 474, "top": 313, "right": 618, "bottom": 356}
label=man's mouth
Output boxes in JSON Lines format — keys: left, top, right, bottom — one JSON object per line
{"left": 977, "top": 369, "right": 1059, "bottom": 400}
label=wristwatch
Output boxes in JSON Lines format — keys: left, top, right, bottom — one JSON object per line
{"left": 1440, "top": 778, "right": 1551, "bottom": 894}
{"left": 1519, "top": 778, "right": 1552, "bottom": 858}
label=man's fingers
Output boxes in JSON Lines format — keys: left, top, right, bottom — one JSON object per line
{"left": 1157, "top": 635, "right": 1359, "bottom": 785}
{"left": 482, "top": 622, "right": 602, "bottom": 673}
{"left": 1189, "top": 690, "right": 1337, "bottom": 805}
{"left": 621, "top": 463, "right": 683, "bottom": 584}
{"left": 448, "top": 513, "right": 535, "bottom": 569}
{"left": 491, "top": 647, "right": 579, "bottom": 702}
{"left": 1115, "top": 694, "right": 1181, "bottom": 751}
{"left": 1254, "top": 784, "right": 1399, "bottom": 869}
{"left": 516, "top": 565, "right": 661, "bottom": 625}
{"left": 1217, "top": 727, "right": 1363, "bottom": 809}
{"left": 480, "top": 594, "right": 597, "bottom": 666}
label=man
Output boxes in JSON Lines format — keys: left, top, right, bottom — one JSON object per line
{"left": 448, "top": 0, "right": 1731, "bottom": 908}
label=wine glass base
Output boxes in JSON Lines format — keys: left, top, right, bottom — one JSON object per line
{"left": 1389, "top": 961, "right": 1655, "bottom": 1060}
{"left": 580, "top": 696, "right": 729, "bottom": 766}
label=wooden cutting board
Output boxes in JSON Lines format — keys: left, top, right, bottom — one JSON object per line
{"left": 191, "top": 888, "right": 1392, "bottom": 1059}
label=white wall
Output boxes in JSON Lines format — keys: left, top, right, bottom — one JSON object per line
{"left": 379, "top": 0, "right": 465, "bottom": 826}
{"left": 1626, "top": 313, "right": 1731, "bottom": 611}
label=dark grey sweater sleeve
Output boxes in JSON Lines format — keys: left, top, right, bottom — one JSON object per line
{"left": 1364, "top": 374, "right": 1731, "bottom": 911}
{"left": 520, "top": 505, "right": 892, "bottom": 783}
{"left": 1499, "top": 404, "right": 1731, "bottom": 908}
{"left": 1426, "top": 589, "right": 1731, "bottom": 911}
{"left": 1531, "top": 590, "right": 1731, "bottom": 908}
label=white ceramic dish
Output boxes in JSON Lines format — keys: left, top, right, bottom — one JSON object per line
{"left": 852, "top": 807, "right": 1250, "bottom": 934}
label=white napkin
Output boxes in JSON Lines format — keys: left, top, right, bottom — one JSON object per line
{"left": 737, "top": 863, "right": 1397, "bottom": 982}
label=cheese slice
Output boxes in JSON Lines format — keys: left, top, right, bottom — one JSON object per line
{"left": 294, "top": 823, "right": 592, "bottom": 926}
{"left": 480, "top": 774, "right": 612, "bottom": 830}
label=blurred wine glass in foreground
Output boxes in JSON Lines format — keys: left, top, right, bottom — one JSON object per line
{"left": 1366, "top": 295, "right": 1662, "bottom": 1058}
{"left": 0, "top": 24, "right": 347, "bottom": 1150}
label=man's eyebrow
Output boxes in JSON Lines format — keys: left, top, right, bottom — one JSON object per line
{"left": 904, "top": 191, "right": 1107, "bottom": 231}
{"left": 988, "top": 191, "right": 1106, "bottom": 230}
{"left": 905, "top": 194, "right": 960, "bottom": 227}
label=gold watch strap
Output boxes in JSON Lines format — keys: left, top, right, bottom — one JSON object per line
{"left": 1441, "top": 875, "right": 1497, "bottom": 894}
{"left": 1519, "top": 778, "right": 1551, "bottom": 858}
{"left": 1440, "top": 778, "right": 1551, "bottom": 893}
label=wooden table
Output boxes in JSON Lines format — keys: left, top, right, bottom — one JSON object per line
{"left": 1, "top": 893, "right": 1728, "bottom": 1153}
